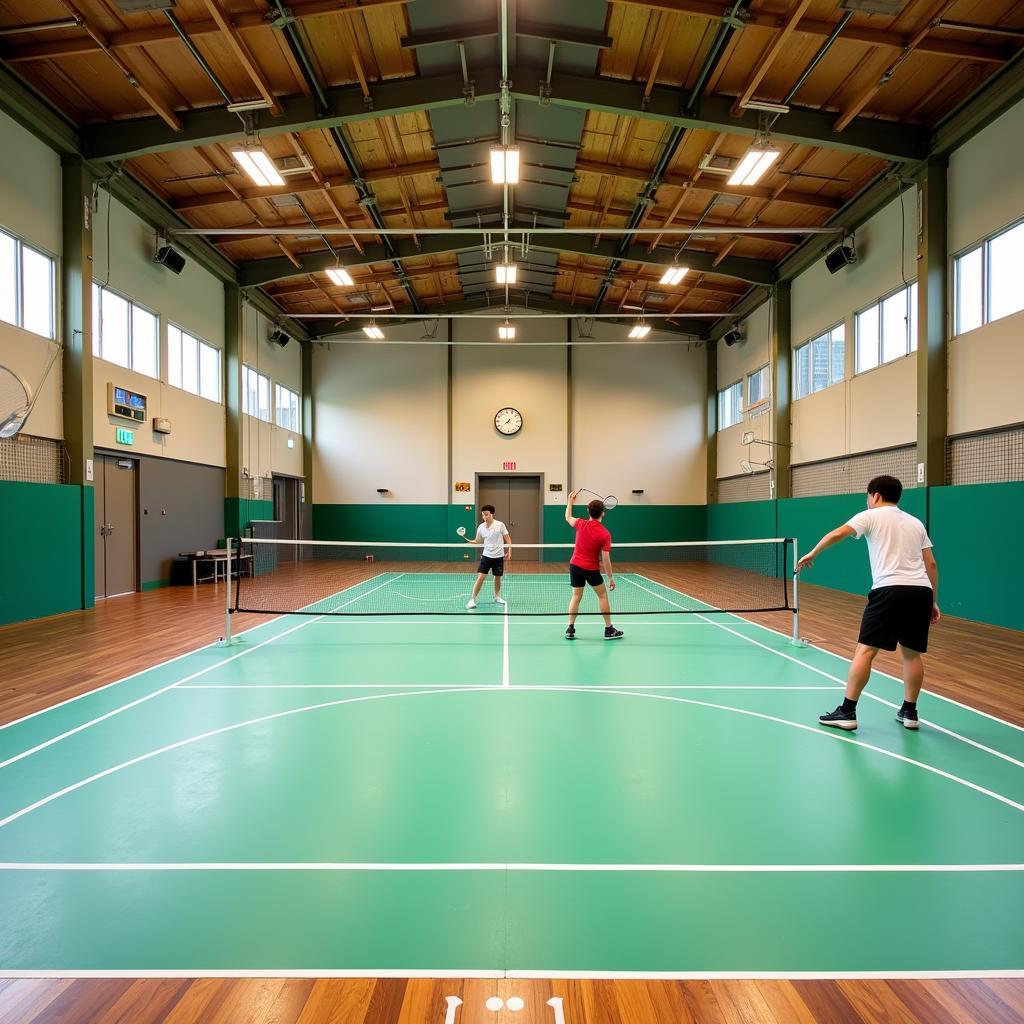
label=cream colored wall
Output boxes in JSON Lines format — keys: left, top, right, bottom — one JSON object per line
{"left": 0, "top": 111, "right": 63, "bottom": 439}
{"left": 239, "top": 302, "right": 303, "bottom": 481}
{"left": 948, "top": 310, "right": 1024, "bottom": 434}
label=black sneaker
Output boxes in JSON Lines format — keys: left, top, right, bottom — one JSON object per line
{"left": 819, "top": 705, "right": 858, "bottom": 731}
{"left": 565, "top": 625, "right": 576, "bottom": 640}
{"left": 604, "top": 626, "right": 624, "bottom": 641}
{"left": 896, "top": 707, "right": 919, "bottom": 730}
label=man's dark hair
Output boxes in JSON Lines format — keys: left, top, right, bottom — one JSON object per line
{"left": 481, "top": 504, "right": 496, "bottom": 515}
{"left": 867, "top": 475, "right": 902, "bottom": 504}
{"left": 588, "top": 499, "right": 605, "bottom": 519}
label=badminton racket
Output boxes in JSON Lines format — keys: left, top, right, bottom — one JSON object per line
{"left": 576, "top": 487, "right": 618, "bottom": 511}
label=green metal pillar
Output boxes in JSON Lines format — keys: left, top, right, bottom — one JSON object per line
{"left": 301, "top": 338, "right": 314, "bottom": 520}
{"left": 770, "top": 281, "right": 793, "bottom": 500}
{"left": 916, "top": 156, "right": 948, "bottom": 490}
{"left": 224, "top": 283, "right": 244, "bottom": 538}
{"left": 706, "top": 338, "right": 718, "bottom": 505}
{"left": 61, "top": 156, "right": 94, "bottom": 609}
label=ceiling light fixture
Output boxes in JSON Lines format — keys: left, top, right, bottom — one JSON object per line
{"left": 498, "top": 319, "right": 516, "bottom": 341}
{"left": 231, "top": 145, "right": 285, "bottom": 188}
{"left": 728, "top": 142, "right": 780, "bottom": 187}
{"left": 325, "top": 266, "right": 354, "bottom": 286}
{"left": 496, "top": 261, "right": 518, "bottom": 284}
{"left": 362, "top": 321, "right": 384, "bottom": 340}
{"left": 659, "top": 265, "right": 689, "bottom": 286}
{"left": 490, "top": 145, "right": 520, "bottom": 185}
{"left": 628, "top": 321, "right": 651, "bottom": 340}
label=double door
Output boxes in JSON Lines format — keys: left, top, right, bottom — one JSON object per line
{"left": 94, "top": 455, "right": 138, "bottom": 599}
{"left": 476, "top": 475, "right": 541, "bottom": 561}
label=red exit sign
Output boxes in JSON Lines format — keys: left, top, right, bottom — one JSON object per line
{"left": 502, "top": 460, "right": 517, "bottom": 471}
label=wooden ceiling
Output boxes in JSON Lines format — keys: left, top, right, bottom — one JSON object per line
{"left": 1, "top": 0, "right": 1020, "bottom": 332}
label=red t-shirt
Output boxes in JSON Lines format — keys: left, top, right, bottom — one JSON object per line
{"left": 571, "top": 518, "right": 612, "bottom": 571}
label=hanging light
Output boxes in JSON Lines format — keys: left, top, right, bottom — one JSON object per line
{"left": 230, "top": 145, "right": 285, "bottom": 188}
{"left": 362, "top": 321, "right": 384, "bottom": 340}
{"left": 728, "top": 142, "right": 780, "bottom": 187}
{"left": 490, "top": 145, "right": 520, "bottom": 185}
{"left": 659, "top": 265, "right": 689, "bottom": 286}
{"left": 498, "top": 319, "right": 516, "bottom": 340}
{"left": 496, "top": 261, "right": 518, "bottom": 284}
{"left": 326, "top": 266, "right": 354, "bottom": 286}
{"left": 628, "top": 321, "right": 651, "bottom": 339}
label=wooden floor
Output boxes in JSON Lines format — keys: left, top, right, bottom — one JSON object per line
{"left": 2, "top": 976, "right": 1024, "bottom": 1024}
{"left": 1, "top": 579, "right": 1022, "bottom": 1023}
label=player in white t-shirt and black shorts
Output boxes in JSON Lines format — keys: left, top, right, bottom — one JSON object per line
{"left": 797, "top": 475, "right": 940, "bottom": 731}
{"left": 461, "top": 504, "right": 512, "bottom": 609}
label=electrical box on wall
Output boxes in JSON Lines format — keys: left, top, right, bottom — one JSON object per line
{"left": 153, "top": 417, "right": 172, "bottom": 434}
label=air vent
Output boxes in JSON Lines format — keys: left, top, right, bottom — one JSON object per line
{"left": 268, "top": 194, "right": 301, "bottom": 208}
{"left": 839, "top": 0, "right": 912, "bottom": 14}
{"left": 644, "top": 292, "right": 668, "bottom": 303}
{"left": 713, "top": 193, "right": 746, "bottom": 208}
{"left": 112, "top": 0, "right": 177, "bottom": 11}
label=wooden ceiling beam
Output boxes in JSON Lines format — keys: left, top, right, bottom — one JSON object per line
{"left": 199, "top": 0, "right": 281, "bottom": 115}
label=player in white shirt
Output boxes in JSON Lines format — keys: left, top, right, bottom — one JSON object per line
{"left": 461, "top": 504, "right": 512, "bottom": 609}
{"left": 797, "top": 475, "right": 940, "bottom": 731}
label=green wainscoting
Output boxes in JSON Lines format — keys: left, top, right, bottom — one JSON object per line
{"left": 224, "top": 498, "right": 274, "bottom": 539}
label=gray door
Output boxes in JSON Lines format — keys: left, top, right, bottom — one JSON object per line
{"left": 273, "top": 475, "right": 301, "bottom": 561}
{"left": 477, "top": 475, "right": 541, "bottom": 561}
{"left": 95, "top": 455, "right": 138, "bottom": 598}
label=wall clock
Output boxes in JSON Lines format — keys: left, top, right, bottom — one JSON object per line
{"left": 494, "top": 407, "right": 523, "bottom": 436}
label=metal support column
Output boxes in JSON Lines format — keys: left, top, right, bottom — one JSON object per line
{"left": 301, "top": 338, "right": 314, "bottom": 524}
{"left": 224, "top": 283, "right": 244, "bottom": 537}
{"left": 770, "top": 282, "right": 793, "bottom": 501}
{"left": 61, "top": 156, "right": 95, "bottom": 609}
{"left": 916, "top": 156, "right": 949, "bottom": 492}
{"left": 705, "top": 338, "right": 718, "bottom": 505}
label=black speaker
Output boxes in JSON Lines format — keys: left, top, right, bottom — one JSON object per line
{"left": 154, "top": 245, "right": 186, "bottom": 274}
{"left": 723, "top": 327, "right": 743, "bottom": 347}
{"left": 825, "top": 244, "right": 857, "bottom": 275}
{"left": 269, "top": 328, "right": 290, "bottom": 347}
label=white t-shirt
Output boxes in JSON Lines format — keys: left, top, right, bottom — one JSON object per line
{"left": 846, "top": 505, "right": 933, "bottom": 590}
{"left": 477, "top": 520, "right": 508, "bottom": 558}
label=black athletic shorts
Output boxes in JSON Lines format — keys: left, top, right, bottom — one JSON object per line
{"left": 477, "top": 555, "right": 505, "bottom": 576}
{"left": 569, "top": 563, "right": 604, "bottom": 588}
{"left": 858, "top": 585, "right": 933, "bottom": 652}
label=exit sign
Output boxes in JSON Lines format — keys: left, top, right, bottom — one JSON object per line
{"left": 502, "top": 460, "right": 516, "bottom": 471}
{"left": 115, "top": 427, "right": 134, "bottom": 446}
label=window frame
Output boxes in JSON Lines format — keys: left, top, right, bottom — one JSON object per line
{"left": 793, "top": 321, "right": 845, "bottom": 400}
{"left": 745, "top": 364, "right": 770, "bottom": 411}
{"left": 0, "top": 226, "right": 57, "bottom": 341}
{"left": 854, "top": 282, "right": 917, "bottom": 375}
{"left": 717, "top": 379, "right": 743, "bottom": 431}
{"left": 243, "top": 364, "right": 272, "bottom": 423}
{"left": 274, "top": 382, "right": 301, "bottom": 432}
{"left": 953, "top": 217, "right": 1024, "bottom": 337}
{"left": 168, "top": 321, "right": 222, "bottom": 403}
{"left": 92, "top": 282, "right": 160, "bottom": 378}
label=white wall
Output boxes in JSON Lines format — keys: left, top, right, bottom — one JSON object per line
{"left": 0, "top": 111, "right": 62, "bottom": 439}
{"left": 312, "top": 317, "right": 707, "bottom": 508}
{"left": 947, "top": 97, "right": 1024, "bottom": 435}
{"left": 716, "top": 302, "right": 770, "bottom": 479}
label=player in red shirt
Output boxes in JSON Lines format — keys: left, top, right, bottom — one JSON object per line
{"left": 564, "top": 488, "right": 623, "bottom": 641}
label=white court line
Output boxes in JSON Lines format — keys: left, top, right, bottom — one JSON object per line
{"left": 627, "top": 574, "right": 1024, "bottom": 771}
{"left": 2, "top": 684, "right": 1022, "bottom": 832}
{"left": 0, "top": 862, "right": 1021, "bottom": 872}
{"left": 0, "top": 574, "right": 404, "bottom": 772}
{"left": 502, "top": 601, "right": 510, "bottom": 688}
{"left": 175, "top": 683, "right": 839, "bottom": 691}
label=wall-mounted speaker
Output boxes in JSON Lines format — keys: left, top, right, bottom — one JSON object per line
{"left": 154, "top": 245, "right": 186, "bottom": 274}
{"left": 269, "top": 328, "right": 291, "bottom": 347}
{"left": 825, "top": 244, "right": 857, "bottom": 275}
{"left": 723, "top": 327, "right": 743, "bottom": 347}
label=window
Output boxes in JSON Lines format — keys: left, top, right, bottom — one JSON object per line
{"left": 169, "top": 324, "right": 221, "bottom": 401}
{"left": 717, "top": 381, "right": 743, "bottom": 430}
{"left": 794, "top": 323, "right": 844, "bottom": 399}
{"left": 0, "top": 228, "right": 56, "bottom": 339}
{"left": 855, "top": 283, "right": 916, "bottom": 373}
{"left": 275, "top": 383, "right": 300, "bottom": 432}
{"left": 92, "top": 283, "right": 159, "bottom": 377}
{"left": 955, "top": 221, "right": 1024, "bottom": 334}
{"left": 243, "top": 365, "right": 271, "bottom": 422}
{"left": 746, "top": 365, "right": 769, "bottom": 408}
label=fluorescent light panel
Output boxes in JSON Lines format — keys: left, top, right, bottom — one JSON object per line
{"left": 727, "top": 145, "right": 780, "bottom": 187}
{"left": 628, "top": 323, "right": 651, "bottom": 339}
{"left": 231, "top": 146, "right": 285, "bottom": 188}
{"left": 495, "top": 262, "right": 518, "bottom": 284}
{"left": 490, "top": 146, "right": 520, "bottom": 185}
{"left": 659, "top": 265, "right": 689, "bottom": 286}
{"left": 498, "top": 321, "right": 516, "bottom": 340}
{"left": 362, "top": 324, "right": 384, "bottom": 339}
{"left": 325, "top": 267, "right": 354, "bottom": 286}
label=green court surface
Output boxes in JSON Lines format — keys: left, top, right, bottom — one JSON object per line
{"left": 1, "top": 572, "right": 1022, "bottom": 978}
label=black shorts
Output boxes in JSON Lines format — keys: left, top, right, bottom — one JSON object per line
{"left": 858, "top": 585, "right": 933, "bottom": 652}
{"left": 477, "top": 555, "right": 505, "bottom": 576}
{"left": 569, "top": 563, "right": 604, "bottom": 588}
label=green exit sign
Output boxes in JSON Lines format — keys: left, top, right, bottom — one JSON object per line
{"left": 115, "top": 427, "right": 134, "bottom": 445}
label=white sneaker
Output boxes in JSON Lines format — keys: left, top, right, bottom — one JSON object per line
{"left": 466, "top": 599, "right": 477, "bottom": 609}
{"left": 494, "top": 596, "right": 507, "bottom": 605}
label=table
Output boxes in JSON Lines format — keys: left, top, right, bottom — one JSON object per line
{"left": 180, "top": 549, "right": 254, "bottom": 586}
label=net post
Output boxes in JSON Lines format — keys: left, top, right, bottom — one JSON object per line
{"left": 218, "top": 538, "right": 240, "bottom": 647}
{"left": 789, "top": 537, "right": 807, "bottom": 647}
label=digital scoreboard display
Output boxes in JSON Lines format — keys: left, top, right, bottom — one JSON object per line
{"left": 108, "top": 383, "right": 147, "bottom": 422}
{"left": 114, "top": 387, "right": 146, "bottom": 410}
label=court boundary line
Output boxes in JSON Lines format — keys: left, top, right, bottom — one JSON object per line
{"left": 0, "top": 574, "right": 404, "bottom": 771}
{"left": 3, "top": 684, "right": 1022, "bottom": 832}
{"left": 627, "top": 575, "right": 1024, "bottom": 770}
{"left": 174, "top": 684, "right": 841, "bottom": 691}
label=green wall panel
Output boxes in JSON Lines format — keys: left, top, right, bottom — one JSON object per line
{"left": 706, "top": 500, "right": 776, "bottom": 542}
{"left": 81, "top": 483, "right": 94, "bottom": 610}
{"left": 224, "top": 497, "right": 274, "bottom": 539}
{"left": 929, "top": 482, "right": 1023, "bottom": 631}
{"left": 0, "top": 482, "right": 85, "bottom": 626}
{"left": 543, "top": 504, "right": 706, "bottom": 548}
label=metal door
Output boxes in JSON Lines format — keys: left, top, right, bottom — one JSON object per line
{"left": 476, "top": 475, "right": 541, "bottom": 561}
{"left": 93, "top": 458, "right": 106, "bottom": 600}
{"left": 95, "top": 455, "right": 138, "bottom": 598}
